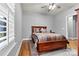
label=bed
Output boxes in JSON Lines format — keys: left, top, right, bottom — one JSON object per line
{"left": 31, "top": 26, "right": 68, "bottom": 53}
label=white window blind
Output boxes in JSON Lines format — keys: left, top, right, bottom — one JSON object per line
{"left": 0, "top": 4, "right": 8, "bottom": 51}
{"left": 0, "top": 3, "right": 15, "bottom": 51}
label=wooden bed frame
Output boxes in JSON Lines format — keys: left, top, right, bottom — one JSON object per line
{"left": 32, "top": 26, "right": 47, "bottom": 33}
{"left": 32, "top": 26, "right": 47, "bottom": 43}
{"left": 31, "top": 26, "right": 68, "bottom": 53}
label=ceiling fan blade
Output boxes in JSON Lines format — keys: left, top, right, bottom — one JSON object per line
{"left": 41, "top": 3, "right": 55, "bottom": 8}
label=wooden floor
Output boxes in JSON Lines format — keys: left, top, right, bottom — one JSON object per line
{"left": 18, "top": 39, "right": 77, "bottom": 56}
{"left": 67, "top": 39, "right": 78, "bottom": 50}
{"left": 18, "top": 40, "right": 31, "bottom": 56}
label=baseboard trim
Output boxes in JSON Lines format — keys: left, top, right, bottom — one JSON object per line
{"left": 16, "top": 40, "right": 23, "bottom": 56}
{"left": 23, "top": 38, "right": 31, "bottom": 40}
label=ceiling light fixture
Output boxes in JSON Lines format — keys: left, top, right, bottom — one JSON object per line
{"left": 51, "top": 4, "right": 56, "bottom": 10}
{"left": 48, "top": 3, "right": 56, "bottom": 11}
{"left": 49, "top": 4, "right": 52, "bottom": 9}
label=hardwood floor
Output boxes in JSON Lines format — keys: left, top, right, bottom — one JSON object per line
{"left": 18, "top": 40, "right": 31, "bottom": 56}
{"left": 18, "top": 39, "right": 77, "bottom": 56}
{"left": 67, "top": 39, "right": 78, "bottom": 50}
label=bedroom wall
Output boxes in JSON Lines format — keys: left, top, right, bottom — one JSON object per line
{"left": 53, "top": 4, "right": 79, "bottom": 38}
{"left": 22, "top": 12, "right": 54, "bottom": 38}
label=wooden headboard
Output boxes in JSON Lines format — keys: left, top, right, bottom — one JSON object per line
{"left": 32, "top": 26, "right": 47, "bottom": 34}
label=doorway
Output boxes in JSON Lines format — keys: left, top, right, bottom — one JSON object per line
{"left": 66, "top": 15, "right": 77, "bottom": 39}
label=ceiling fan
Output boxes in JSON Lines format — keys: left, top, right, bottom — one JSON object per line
{"left": 41, "top": 3, "right": 54, "bottom": 8}
{"left": 41, "top": 3, "right": 61, "bottom": 12}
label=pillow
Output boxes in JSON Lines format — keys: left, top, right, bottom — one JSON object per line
{"left": 34, "top": 28, "right": 39, "bottom": 33}
{"left": 41, "top": 28, "right": 47, "bottom": 33}
{"left": 36, "top": 28, "right": 40, "bottom": 33}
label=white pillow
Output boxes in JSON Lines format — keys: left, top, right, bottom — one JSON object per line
{"left": 41, "top": 28, "right": 47, "bottom": 33}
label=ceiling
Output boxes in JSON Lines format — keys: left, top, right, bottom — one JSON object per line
{"left": 21, "top": 3, "right": 77, "bottom": 15}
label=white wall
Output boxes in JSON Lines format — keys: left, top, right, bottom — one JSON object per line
{"left": 22, "top": 12, "right": 54, "bottom": 38}
{"left": 53, "top": 4, "right": 79, "bottom": 38}
{"left": 15, "top": 4, "right": 22, "bottom": 44}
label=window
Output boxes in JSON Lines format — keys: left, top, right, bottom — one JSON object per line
{"left": 0, "top": 15, "right": 8, "bottom": 51}
{"left": 0, "top": 3, "right": 15, "bottom": 52}
{"left": 0, "top": 16, "right": 7, "bottom": 40}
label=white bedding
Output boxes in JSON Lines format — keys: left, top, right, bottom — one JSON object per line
{"left": 34, "top": 33, "right": 61, "bottom": 41}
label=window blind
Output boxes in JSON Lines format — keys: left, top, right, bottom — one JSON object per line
{"left": 0, "top": 3, "right": 15, "bottom": 51}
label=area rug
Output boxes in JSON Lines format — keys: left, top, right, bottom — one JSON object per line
{"left": 31, "top": 45, "right": 77, "bottom": 56}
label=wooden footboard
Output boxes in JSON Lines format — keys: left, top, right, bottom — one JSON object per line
{"left": 37, "top": 40, "right": 67, "bottom": 53}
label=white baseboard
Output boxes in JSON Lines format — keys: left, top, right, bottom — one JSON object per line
{"left": 16, "top": 40, "right": 23, "bottom": 56}
{"left": 23, "top": 38, "right": 31, "bottom": 40}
